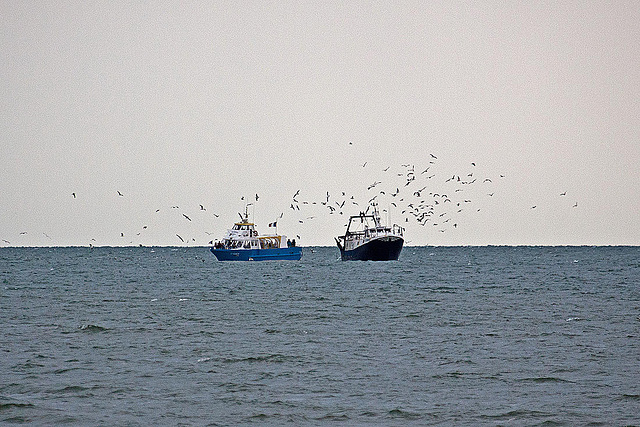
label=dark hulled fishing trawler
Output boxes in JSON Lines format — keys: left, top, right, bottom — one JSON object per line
{"left": 335, "top": 203, "right": 404, "bottom": 261}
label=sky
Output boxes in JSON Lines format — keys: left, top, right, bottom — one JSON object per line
{"left": 2, "top": 1, "right": 639, "bottom": 247}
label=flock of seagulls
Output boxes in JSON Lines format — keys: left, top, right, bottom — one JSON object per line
{"left": 262, "top": 146, "right": 581, "bottom": 242}
{"left": 278, "top": 156, "right": 503, "bottom": 236}
{"left": 2, "top": 148, "right": 581, "bottom": 246}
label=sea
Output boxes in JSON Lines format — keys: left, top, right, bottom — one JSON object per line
{"left": 1, "top": 246, "right": 639, "bottom": 426}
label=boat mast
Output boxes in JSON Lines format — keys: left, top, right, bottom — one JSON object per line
{"left": 372, "top": 201, "right": 382, "bottom": 228}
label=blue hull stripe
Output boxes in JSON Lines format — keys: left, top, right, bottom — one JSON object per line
{"left": 210, "top": 247, "right": 303, "bottom": 261}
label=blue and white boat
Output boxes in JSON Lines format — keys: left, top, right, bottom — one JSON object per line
{"left": 210, "top": 208, "right": 302, "bottom": 261}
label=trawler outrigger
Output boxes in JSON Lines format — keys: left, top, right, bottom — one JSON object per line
{"left": 210, "top": 206, "right": 302, "bottom": 261}
{"left": 335, "top": 202, "right": 404, "bottom": 261}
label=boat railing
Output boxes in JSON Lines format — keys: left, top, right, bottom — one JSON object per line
{"left": 358, "top": 226, "right": 403, "bottom": 238}
{"left": 392, "top": 224, "right": 404, "bottom": 236}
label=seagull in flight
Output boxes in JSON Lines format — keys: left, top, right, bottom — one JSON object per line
{"left": 176, "top": 234, "right": 184, "bottom": 242}
{"left": 117, "top": 191, "right": 124, "bottom": 197}
{"left": 183, "top": 214, "right": 192, "bottom": 221}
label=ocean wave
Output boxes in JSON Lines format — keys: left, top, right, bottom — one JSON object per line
{"left": 12, "top": 361, "right": 45, "bottom": 370}
{"left": 221, "top": 354, "right": 294, "bottom": 364}
{"left": 480, "top": 408, "right": 552, "bottom": 420}
{"left": 244, "top": 413, "right": 309, "bottom": 423}
{"left": 517, "top": 377, "right": 573, "bottom": 384}
{"left": 0, "top": 401, "right": 35, "bottom": 411}
{"left": 386, "top": 408, "right": 426, "bottom": 420}
{"left": 246, "top": 413, "right": 270, "bottom": 420}
{"left": 51, "top": 367, "right": 82, "bottom": 374}
{"left": 617, "top": 393, "right": 640, "bottom": 401}
{"left": 78, "top": 324, "right": 108, "bottom": 332}
{"left": 315, "top": 413, "right": 350, "bottom": 421}
{"left": 48, "top": 385, "right": 92, "bottom": 394}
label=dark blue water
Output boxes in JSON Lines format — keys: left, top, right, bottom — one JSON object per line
{"left": 1, "top": 246, "right": 639, "bottom": 425}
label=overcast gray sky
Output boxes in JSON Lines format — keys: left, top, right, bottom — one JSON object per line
{"left": 2, "top": 1, "right": 639, "bottom": 247}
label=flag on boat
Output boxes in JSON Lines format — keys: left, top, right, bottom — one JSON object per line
{"left": 269, "top": 222, "right": 277, "bottom": 227}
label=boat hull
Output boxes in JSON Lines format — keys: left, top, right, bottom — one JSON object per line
{"left": 210, "top": 247, "right": 303, "bottom": 261}
{"left": 339, "top": 236, "right": 403, "bottom": 261}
